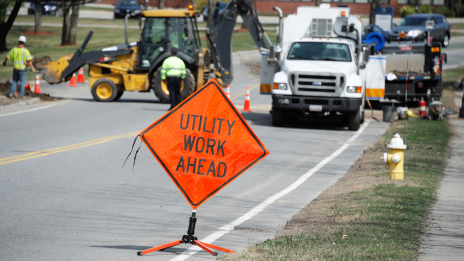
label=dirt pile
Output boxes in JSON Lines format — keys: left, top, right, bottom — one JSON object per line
{"left": 0, "top": 80, "right": 55, "bottom": 101}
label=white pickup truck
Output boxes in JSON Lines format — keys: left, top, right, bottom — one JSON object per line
{"left": 269, "top": 5, "right": 382, "bottom": 130}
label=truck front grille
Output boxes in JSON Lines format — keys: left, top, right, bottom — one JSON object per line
{"left": 290, "top": 72, "right": 345, "bottom": 97}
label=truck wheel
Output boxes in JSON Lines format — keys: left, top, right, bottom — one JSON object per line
{"left": 348, "top": 110, "right": 360, "bottom": 131}
{"left": 91, "top": 78, "right": 118, "bottom": 102}
{"left": 114, "top": 90, "right": 124, "bottom": 101}
{"left": 153, "top": 67, "right": 196, "bottom": 103}
{"left": 272, "top": 108, "right": 284, "bottom": 127}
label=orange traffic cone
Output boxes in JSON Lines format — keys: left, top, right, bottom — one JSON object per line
{"left": 77, "top": 67, "right": 85, "bottom": 83}
{"left": 242, "top": 86, "right": 252, "bottom": 112}
{"left": 226, "top": 84, "right": 230, "bottom": 99}
{"left": 34, "top": 74, "right": 41, "bottom": 94}
{"left": 68, "top": 73, "right": 78, "bottom": 87}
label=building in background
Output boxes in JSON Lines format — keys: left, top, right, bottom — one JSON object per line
{"left": 97, "top": 0, "right": 193, "bottom": 9}
{"left": 255, "top": 0, "right": 445, "bottom": 17}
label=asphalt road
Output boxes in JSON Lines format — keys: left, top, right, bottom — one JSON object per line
{"left": 1, "top": 51, "right": 390, "bottom": 261}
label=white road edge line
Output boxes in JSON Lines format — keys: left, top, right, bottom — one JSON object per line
{"left": 0, "top": 104, "right": 57, "bottom": 117}
{"left": 170, "top": 120, "right": 371, "bottom": 261}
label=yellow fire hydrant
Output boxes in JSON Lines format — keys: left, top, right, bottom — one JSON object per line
{"left": 381, "top": 133, "right": 407, "bottom": 180}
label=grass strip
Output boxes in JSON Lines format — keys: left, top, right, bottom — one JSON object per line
{"left": 223, "top": 119, "right": 450, "bottom": 260}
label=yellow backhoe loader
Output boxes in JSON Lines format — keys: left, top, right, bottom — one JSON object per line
{"left": 37, "top": 1, "right": 273, "bottom": 102}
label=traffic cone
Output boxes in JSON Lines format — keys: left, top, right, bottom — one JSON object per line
{"left": 77, "top": 67, "right": 85, "bottom": 83}
{"left": 242, "top": 86, "right": 252, "bottom": 112}
{"left": 34, "top": 74, "right": 41, "bottom": 94}
{"left": 68, "top": 73, "right": 78, "bottom": 87}
{"left": 226, "top": 84, "right": 230, "bottom": 99}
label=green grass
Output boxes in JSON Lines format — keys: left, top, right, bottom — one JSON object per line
{"left": 80, "top": 6, "right": 114, "bottom": 11}
{"left": 451, "top": 23, "right": 464, "bottom": 30}
{"left": 223, "top": 119, "right": 450, "bottom": 260}
{"left": 451, "top": 32, "right": 464, "bottom": 37}
{"left": 0, "top": 15, "right": 278, "bottom": 80}
{"left": 14, "top": 14, "right": 141, "bottom": 26}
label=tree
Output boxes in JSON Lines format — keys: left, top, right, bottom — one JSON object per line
{"left": 34, "top": 0, "right": 42, "bottom": 32}
{"left": 0, "top": 0, "right": 23, "bottom": 51}
{"left": 207, "top": 0, "right": 216, "bottom": 27}
{"left": 60, "top": 0, "right": 95, "bottom": 46}
{"left": 369, "top": 0, "right": 386, "bottom": 25}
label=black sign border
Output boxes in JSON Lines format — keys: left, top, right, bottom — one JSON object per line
{"left": 141, "top": 80, "right": 268, "bottom": 207}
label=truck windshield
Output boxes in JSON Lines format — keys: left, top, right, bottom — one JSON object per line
{"left": 287, "top": 42, "right": 351, "bottom": 62}
{"left": 397, "top": 17, "right": 428, "bottom": 26}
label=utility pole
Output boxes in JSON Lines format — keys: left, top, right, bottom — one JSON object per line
{"left": 207, "top": 0, "right": 216, "bottom": 28}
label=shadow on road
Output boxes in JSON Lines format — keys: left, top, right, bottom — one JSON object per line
{"left": 241, "top": 112, "right": 353, "bottom": 131}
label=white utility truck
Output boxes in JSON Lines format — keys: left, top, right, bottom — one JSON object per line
{"left": 269, "top": 5, "right": 381, "bottom": 130}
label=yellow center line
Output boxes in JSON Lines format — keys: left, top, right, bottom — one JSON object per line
{"left": 230, "top": 82, "right": 260, "bottom": 100}
{"left": 0, "top": 132, "right": 139, "bottom": 166}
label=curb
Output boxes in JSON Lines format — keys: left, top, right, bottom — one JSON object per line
{"left": 0, "top": 97, "right": 40, "bottom": 111}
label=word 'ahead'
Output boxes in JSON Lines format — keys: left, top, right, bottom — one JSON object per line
{"left": 141, "top": 79, "right": 269, "bottom": 209}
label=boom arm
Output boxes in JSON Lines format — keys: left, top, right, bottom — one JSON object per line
{"left": 207, "top": 0, "right": 272, "bottom": 85}
{"left": 38, "top": 30, "right": 132, "bottom": 84}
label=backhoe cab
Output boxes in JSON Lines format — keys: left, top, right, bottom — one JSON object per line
{"left": 37, "top": 1, "right": 271, "bottom": 103}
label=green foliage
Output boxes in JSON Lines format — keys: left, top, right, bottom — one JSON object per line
{"left": 433, "top": 6, "right": 455, "bottom": 17}
{"left": 400, "top": 6, "right": 415, "bottom": 17}
{"left": 458, "top": 5, "right": 464, "bottom": 17}
{"left": 418, "top": 5, "right": 432, "bottom": 14}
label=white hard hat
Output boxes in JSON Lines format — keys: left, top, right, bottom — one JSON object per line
{"left": 18, "top": 36, "right": 26, "bottom": 43}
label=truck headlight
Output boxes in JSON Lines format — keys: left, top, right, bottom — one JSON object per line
{"left": 273, "top": 83, "right": 287, "bottom": 90}
{"left": 407, "top": 30, "right": 422, "bottom": 38}
{"left": 346, "top": 86, "right": 362, "bottom": 93}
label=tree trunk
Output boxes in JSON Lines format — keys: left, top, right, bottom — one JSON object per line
{"left": 369, "top": 0, "right": 377, "bottom": 25}
{"left": 0, "top": 0, "right": 23, "bottom": 51}
{"left": 207, "top": 0, "right": 216, "bottom": 28}
{"left": 61, "top": 3, "right": 72, "bottom": 46}
{"left": 315, "top": 0, "right": 322, "bottom": 6}
{"left": 158, "top": 0, "right": 164, "bottom": 9}
{"left": 34, "top": 0, "right": 42, "bottom": 32}
{"left": 67, "top": 3, "right": 80, "bottom": 45}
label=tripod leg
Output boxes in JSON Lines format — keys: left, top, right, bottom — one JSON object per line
{"left": 194, "top": 240, "right": 218, "bottom": 256}
{"left": 137, "top": 240, "right": 182, "bottom": 256}
{"left": 198, "top": 241, "right": 234, "bottom": 253}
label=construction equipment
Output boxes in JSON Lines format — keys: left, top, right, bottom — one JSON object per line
{"left": 37, "top": 1, "right": 272, "bottom": 102}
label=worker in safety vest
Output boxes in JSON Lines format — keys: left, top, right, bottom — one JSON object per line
{"left": 161, "top": 47, "right": 186, "bottom": 110}
{"left": 3, "top": 36, "right": 35, "bottom": 99}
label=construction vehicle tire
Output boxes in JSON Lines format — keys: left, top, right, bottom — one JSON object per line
{"left": 348, "top": 109, "right": 361, "bottom": 131}
{"left": 91, "top": 78, "right": 118, "bottom": 102}
{"left": 153, "top": 67, "right": 195, "bottom": 103}
{"left": 114, "top": 90, "right": 124, "bottom": 101}
{"left": 272, "top": 108, "right": 284, "bottom": 127}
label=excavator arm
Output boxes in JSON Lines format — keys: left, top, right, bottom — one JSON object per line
{"left": 207, "top": 0, "right": 272, "bottom": 85}
{"left": 37, "top": 30, "right": 133, "bottom": 84}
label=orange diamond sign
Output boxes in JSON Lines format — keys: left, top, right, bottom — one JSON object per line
{"left": 141, "top": 79, "right": 269, "bottom": 209}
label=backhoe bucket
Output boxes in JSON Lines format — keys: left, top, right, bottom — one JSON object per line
{"left": 36, "top": 54, "right": 73, "bottom": 84}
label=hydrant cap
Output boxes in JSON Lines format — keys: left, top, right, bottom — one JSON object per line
{"left": 387, "top": 133, "right": 407, "bottom": 149}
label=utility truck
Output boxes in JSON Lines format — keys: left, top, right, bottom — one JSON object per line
{"left": 268, "top": 5, "right": 381, "bottom": 130}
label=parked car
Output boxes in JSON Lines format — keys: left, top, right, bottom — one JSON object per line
{"left": 389, "top": 14, "right": 451, "bottom": 47}
{"left": 113, "top": 0, "right": 142, "bottom": 19}
{"left": 203, "top": 1, "right": 228, "bottom": 22}
{"left": 28, "top": 1, "right": 60, "bottom": 16}
{"left": 362, "top": 24, "right": 390, "bottom": 41}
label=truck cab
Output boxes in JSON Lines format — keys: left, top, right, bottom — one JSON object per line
{"left": 271, "top": 5, "right": 369, "bottom": 130}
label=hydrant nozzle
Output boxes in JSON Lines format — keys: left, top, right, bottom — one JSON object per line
{"left": 382, "top": 133, "right": 407, "bottom": 180}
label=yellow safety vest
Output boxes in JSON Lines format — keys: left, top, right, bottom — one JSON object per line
{"left": 161, "top": 56, "right": 186, "bottom": 80}
{"left": 7, "top": 47, "right": 33, "bottom": 70}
